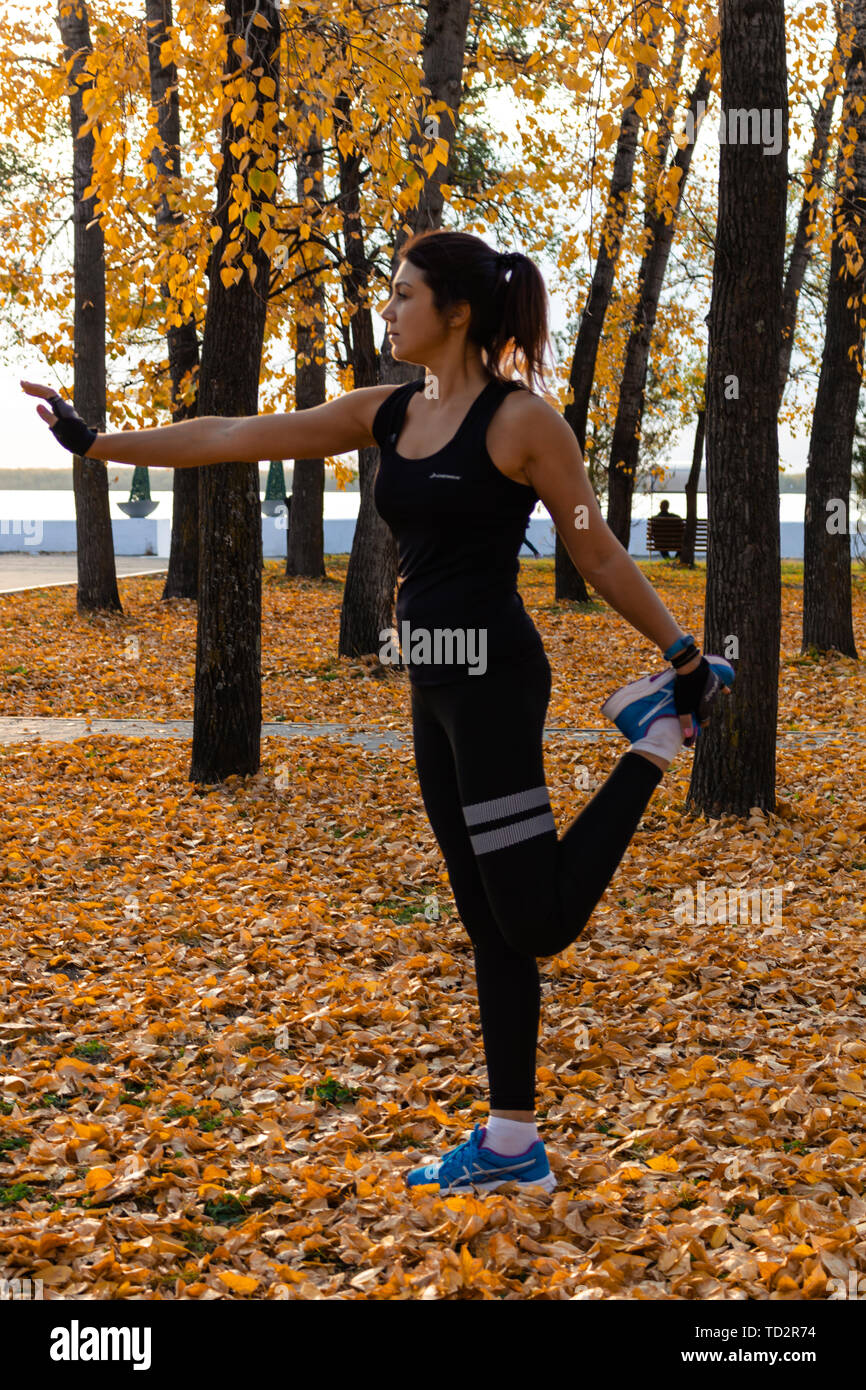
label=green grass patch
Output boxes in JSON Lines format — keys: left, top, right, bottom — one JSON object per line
{"left": 305, "top": 1075, "right": 361, "bottom": 1108}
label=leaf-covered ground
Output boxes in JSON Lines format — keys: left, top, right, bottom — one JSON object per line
{"left": 0, "top": 558, "right": 865, "bottom": 1300}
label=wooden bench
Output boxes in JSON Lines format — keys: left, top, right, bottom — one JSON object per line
{"left": 646, "top": 516, "right": 707, "bottom": 559}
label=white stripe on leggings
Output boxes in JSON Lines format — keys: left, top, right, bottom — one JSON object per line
{"left": 468, "top": 809, "right": 557, "bottom": 855}
{"left": 462, "top": 784, "right": 550, "bottom": 827}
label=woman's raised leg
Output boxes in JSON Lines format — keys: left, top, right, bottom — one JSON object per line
{"left": 429, "top": 654, "right": 665, "bottom": 959}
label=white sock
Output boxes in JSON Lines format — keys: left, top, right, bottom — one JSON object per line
{"left": 629, "top": 714, "right": 685, "bottom": 765}
{"left": 482, "top": 1115, "right": 539, "bottom": 1155}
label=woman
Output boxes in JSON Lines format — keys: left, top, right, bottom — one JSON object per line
{"left": 21, "top": 228, "right": 734, "bottom": 1197}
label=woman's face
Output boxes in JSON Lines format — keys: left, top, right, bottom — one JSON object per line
{"left": 381, "top": 259, "right": 465, "bottom": 365}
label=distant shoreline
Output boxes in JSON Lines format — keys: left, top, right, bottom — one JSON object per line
{"left": 0, "top": 467, "right": 813, "bottom": 494}
{"left": 0, "top": 467, "right": 354, "bottom": 492}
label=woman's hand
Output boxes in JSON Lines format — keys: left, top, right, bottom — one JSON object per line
{"left": 674, "top": 654, "right": 727, "bottom": 746}
{"left": 672, "top": 649, "right": 702, "bottom": 742}
{"left": 20, "top": 379, "right": 99, "bottom": 457}
{"left": 20, "top": 380, "right": 61, "bottom": 427}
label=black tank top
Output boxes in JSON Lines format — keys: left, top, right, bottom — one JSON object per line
{"left": 371, "top": 375, "right": 546, "bottom": 683}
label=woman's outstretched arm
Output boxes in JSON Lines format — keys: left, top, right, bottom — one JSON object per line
{"left": 19, "top": 379, "right": 392, "bottom": 468}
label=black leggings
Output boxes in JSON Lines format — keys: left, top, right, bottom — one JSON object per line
{"left": 410, "top": 649, "right": 663, "bottom": 1112}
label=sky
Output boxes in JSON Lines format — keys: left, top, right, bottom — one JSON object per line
{"left": 1, "top": 6, "right": 836, "bottom": 482}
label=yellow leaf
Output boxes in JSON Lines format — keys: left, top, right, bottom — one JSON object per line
{"left": 55, "top": 1056, "right": 93, "bottom": 1073}
{"left": 728, "top": 1060, "right": 756, "bottom": 1080}
{"left": 705, "top": 1083, "right": 735, "bottom": 1100}
{"left": 618, "top": 1165, "right": 644, "bottom": 1181}
{"left": 201, "top": 1164, "right": 229, "bottom": 1181}
{"left": 71, "top": 1122, "right": 107, "bottom": 1140}
{"left": 647, "top": 1155, "right": 679, "bottom": 1172}
{"left": 85, "top": 1167, "right": 114, "bottom": 1191}
{"left": 419, "top": 1099, "right": 450, "bottom": 1125}
{"left": 218, "top": 1271, "right": 259, "bottom": 1293}
{"left": 803, "top": 1267, "right": 827, "bottom": 1295}
{"left": 33, "top": 1263, "right": 74, "bottom": 1285}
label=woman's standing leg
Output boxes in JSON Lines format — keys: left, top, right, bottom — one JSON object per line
{"left": 410, "top": 680, "right": 541, "bottom": 1117}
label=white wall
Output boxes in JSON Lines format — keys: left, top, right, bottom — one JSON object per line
{"left": 0, "top": 514, "right": 858, "bottom": 559}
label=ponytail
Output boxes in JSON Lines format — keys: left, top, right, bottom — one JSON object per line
{"left": 399, "top": 229, "right": 554, "bottom": 394}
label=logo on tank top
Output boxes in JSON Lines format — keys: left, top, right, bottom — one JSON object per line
{"left": 429, "top": 473, "right": 461, "bottom": 480}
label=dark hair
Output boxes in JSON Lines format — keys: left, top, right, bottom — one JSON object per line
{"left": 398, "top": 229, "right": 554, "bottom": 394}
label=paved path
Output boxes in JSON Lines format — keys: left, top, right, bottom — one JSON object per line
{"left": 0, "top": 717, "right": 854, "bottom": 751}
{"left": 0, "top": 556, "right": 167, "bottom": 593}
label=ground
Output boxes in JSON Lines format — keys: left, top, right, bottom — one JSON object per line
{"left": 0, "top": 557, "right": 864, "bottom": 1300}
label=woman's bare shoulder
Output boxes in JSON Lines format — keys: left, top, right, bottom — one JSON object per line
{"left": 502, "top": 381, "right": 560, "bottom": 413}
{"left": 493, "top": 384, "right": 561, "bottom": 460}
{"left": 349, "top": 383, "right": 409, "bottom": 434}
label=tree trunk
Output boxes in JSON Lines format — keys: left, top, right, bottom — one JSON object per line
{"left": 778, "top": 51, "right": 840, "bottom": 405}
{"left": 286, "top": 97, "right": 327, "bottom": 579}
{"left": 189, "top": 0, "right": 280, "bottom": 783}
{"left": 557, "top": 22, "right": 666, "bottom": 601}
{"left": 802, "top": 0, "right": 865, "bottom": 661}
{"left": 679, "top": 404, "right": 705, "bottom": 568}
{"left": 143, "top": 0, "right": 202, "bottom": 601}
{"left": 166, "top": 457, "right": 201, "bottom": 597}
{"left": 57, "top": 0, "right": 119, "bottom": 615}
{"left": 339, "top": 0, "right": 471, "bottom": 660}
{"left": 687, "top": 0, "right": 788, "bottom": 819}
{"left": 606, "top": 64, "right": 714, "bottom": 549}
{"left": 334, "top": 86, "right": 399, "bottom": 656}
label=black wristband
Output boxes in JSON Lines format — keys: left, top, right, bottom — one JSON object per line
{"left": 47, "top": 395, "right": 98, "bottom": 457}
{"left": 670, "top": 643, "right": 699, "bottom": 669}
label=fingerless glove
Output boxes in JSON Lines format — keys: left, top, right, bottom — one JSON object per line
{"left": 674, "top": 656, "right": 724, "bottom": 734}
{"left": 47, "top": 395, "right": 98, "bottom": 457}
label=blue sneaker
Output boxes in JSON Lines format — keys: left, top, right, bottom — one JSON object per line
{"left": 601, "top": 654, "right": 735, "bottom": 746}
{"left": 404, "top": 1123, "right": 556, "bottom": 1195}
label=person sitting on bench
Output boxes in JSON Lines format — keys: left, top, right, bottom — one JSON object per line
{"left": 649, "top": 499, "right": 683, "bottom": 559}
